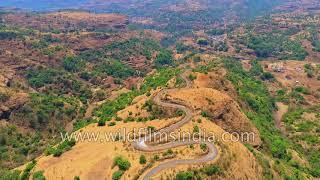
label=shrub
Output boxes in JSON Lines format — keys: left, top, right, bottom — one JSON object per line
{"left": 73, "top": 118, "right": 96, "bottom": 131}
{"left": 294, "top": 86, "right": 310, "bottom": 95}
{"left": 197, "top": 38, "right": 209, "bottom": 46}
{"left": 163, "top": 149, "right": 174, "bottom": 156}
{"left": 114, "top": 156, "right": 131, "bottom": 171}
{"left": 98, "top": 119, "right": 106, "bottom": 126}
{"left": 74, "top": 176, "right": 80, "bottom": 180}
{"left": 153, "top": 155, "right": 160, "bottom": 161}
{"left": 261, "top": 72, "right": 274, "bottom": 81}
{"left": 112, "top": 170, "right": 124, "bottom": 180}
{"left": 139, "top": 155, "right": 147, "bottom": 164}
{"left": 203, "top": 165, "right": 221, "bottom": 176}
{"left": 188, "top": 74, "right": 197, "bottom": 81}
{"left": 200, "top": 143, "right": 207, "bottom": 151}
{"left": 32, "top": 171, "right": 46, "bottom": 180}
{"left": 176, "top": 110, "right": 185, "bottom": 116}
{"left": 20, "top": 160, "right": 37, "bottom": 180}
{"left": 0, "top": 92, "right": 9, "bottom": 102}
{"left": 176, "top": 43, "right": 192, "bottom": 53}
{"left": 201, "top": 111, "right": 209, "bottom": 117}
{"left": 46, "top": 139, "right": 76, "bottom": 157}
{"left": 193, "top": 125, "right": 200, "bottom": 133}
{"left": 175, "top": 171, "right": 194, "bottom": 180}
{"left": 108, "top": 122, "right": 116, "bottom": 126}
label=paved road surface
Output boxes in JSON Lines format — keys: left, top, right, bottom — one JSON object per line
{"left": 133, "top": 74, "right": 219, "bottom": 180}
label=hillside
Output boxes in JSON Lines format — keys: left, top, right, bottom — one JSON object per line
{"left": 0, "top": 1, "right": 320, "bottom": 180}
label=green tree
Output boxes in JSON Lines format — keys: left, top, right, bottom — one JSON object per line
{"left": 139, "top": 155, "right": 147, "bottom": 164}
{"left": 154, "top": 49, "right": 174, "bottom": 67}
{"left": 114, "top": 156, "right": 131, "bottom": 171}
{"left": 63, "top": 56, "right": 83, "bottom": 72}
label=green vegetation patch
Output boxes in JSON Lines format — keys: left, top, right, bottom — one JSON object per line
{"left": 32, "top": 171, "right": 46, "bottom": 180}
{"left": 223, "top": 57, "right": 310, "bottom": 178}
{"left": 95, "top": 68, "right": 180, "bottom": 122}
{"left": 283, "top": 105, "right": 320, "bottom": 177}
{"left": 26, "top": 67, "right": 92, "bottom": 102}
{"left": 104, "top": 37, "right": 160, "bottom": 61}
{"left": 20, "top": 160, "right": 37, "bottom": 180}
{"left": 244, "top": 32, "right": 308, "bottom": 60}
{"left": 0, "top": 125, "right": 42, "bottom": 170}
{"left": 45, "top": 139, "right": 76, "bottom": 157}
{"left": 13, "top": 93, "right": 80, "bottom": 131}
{"left": 0, "top": 25, "right": 34, "bottom": 40}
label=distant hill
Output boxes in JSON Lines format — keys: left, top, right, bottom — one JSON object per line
{"left": 0, "top": 0, "right": 87, "bottom": 11}
{"left": 0, "top": 0, "right": 288, "bottom": 17}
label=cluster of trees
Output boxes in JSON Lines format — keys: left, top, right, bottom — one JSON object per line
{"left": 224, "top": 58, "right": 314, "bottom": 178}
{"left": 96, "top": 59, "right": 135, "bottom": 79}
{"left": 304, "top": 63, "right": 319, "bottom": 78}
{"left": 309, "top": 28, "right": 320, "bottom": 52}
{"left": 245, "top": 32, "right": 308, "bottom": 60}
{"left": 0, "top": 125, "right": 42, "bottom": 170}
{"left": 176, "top": 43, "right": 193, "bottom": 54}
{"left": 249, "top": 60, "right": 274, "bottom": 81}
{"left": 112, "top": 156, "right": 131, "bottom": 180}
{"left": 63, "top": 56, "right": 84, "bottom": 72}
{"left": 30, "top": 34, "right": 61, "bottom": 50}
{"left": 66, "top": 37, "right": 172, "bottom": 81}
{"left": 26, "top": 67, "right": 92, "bottom": 102}
{"left": 197, "top": 38, "right": 209, "bottom": 46}
{"left": 175, "top": 165, "right": 221, "bottom": 179}
{"left": 283, "top": 106, "right": 320, "bottom": 177}
{"left": 154, "top": 49, "right": 174, "bottom": 68}
{"left": 0, "top": 159, "right": 46, "bottom": 180}
{"left": 95, "top": 68, "right": 179, "bottom": 123}
{"left": 0, "top": 31, "right": 17, "bottom": 40}
{"left": 206, "top": 29, "right": 225, "bottom": 36}
{"left": 26, "top": 67, "right": 59, "bottom": 88}
{"left": 104, "top": 38, "right": 160, "bottom": 61}
{"left": 13, "top": 93, "right": 80, "bottom": 131}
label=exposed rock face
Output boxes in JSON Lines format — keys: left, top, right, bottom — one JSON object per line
{"left": 167, "top": 88, "right": 262, "bottom": 146}
{"left": 0, "top": 91, "right": 28, "bottom": 120}
{"left": 0, "top": 71, "right": 14, "bottom": 87}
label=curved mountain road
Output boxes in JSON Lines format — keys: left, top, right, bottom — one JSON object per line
{"left": 133, "top": 73, "right": 219, "bottom": 180}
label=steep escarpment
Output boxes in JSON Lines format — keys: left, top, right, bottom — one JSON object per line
{"left": 166, "top": 88, "right": 262, "bottom": 146}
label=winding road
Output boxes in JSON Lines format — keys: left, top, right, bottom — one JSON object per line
{"left": 133, "top": 72, "right": 219, "bottom": 180}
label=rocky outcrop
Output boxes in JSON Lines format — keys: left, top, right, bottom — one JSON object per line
{"left": 0, "top": 91, "right": 28, "bottom": 120}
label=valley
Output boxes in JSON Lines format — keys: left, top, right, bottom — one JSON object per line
{"left": 0, "top": 0, "right": 319, "bottom": 180}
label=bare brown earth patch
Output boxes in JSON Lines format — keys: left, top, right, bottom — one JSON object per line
{"left": 262, "top": 61, "right": 320, "bottom": 89}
